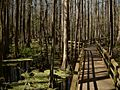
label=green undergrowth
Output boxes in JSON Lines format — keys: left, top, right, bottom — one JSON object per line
{"left": 9, "top": 69, "right": 70, "bottom": 90}
{"left": 8, "top": 39, "right": 51, "bottom": 59}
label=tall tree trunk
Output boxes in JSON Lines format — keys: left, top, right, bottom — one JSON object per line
{"left": 0, "top": 0, "right": 3, "bottom": 77}
{"left": 49, "top": 0, "right": 56, "bottom": 88}
{"left": 2, "top": 0, "right": 6, "bottom": 59}
{"left": 6, "top": 0, "right": 10, "bottom": 55}
{"left": 116, "top": 0, "right": 120, "bottom": 45}
{"left": 109, "top": 0, "right": 113, "bottom": 55}
{"left": 97, "top": 0, "right": 100, "bottom": 40}
{"left": 15, "top": 0, "right": 19, "bottom": 58}
{"left": 74, "top": 0, "right": 78, "bottom": 61}
{"left": 114, "top": 0, "right": 118, "bottom": 45}
{"left": 94, "top": 0, "right": 97, "bottom": 39}
{"left": 88, "top": 0, "right": 90, "bottom": 43}
{"left": 61, "top": 0, "right": 69, "bottom": 70}
{"left": 1, "top": 0, "right": 10, "bottom": 59}
{"left": 39, "top": 0, "right": 43, "bottom": 47}
{"left": 84, "top": 0, "right": 87, "bottom": 41}
{"left": 77, "top": 0, "right": 81, "bottom": 54}
{"left": 26, "top": 0, "right": 32, "bottom": 47}
{"left": 91, "top": 0, "right": 93, "bottom": 43}
{"left": 20, "top": 0, "right": 23, "bottom": 46}
{"left": 59, "top": 0, "right": 62, "bottom": 56}
{"left": 23, "top": 0, "right": 26, "bottom": 44}
{"left": 81, "top": 0, "right": 84, "bottom": 41}
{"left": 70, "top": 0, "right": 73, "bottom": 68}
{"left": 10, "top": 0, "right": 14, "bottom": 47}
{"left": 0, "top": 40, "right": 2, "bottom": 77}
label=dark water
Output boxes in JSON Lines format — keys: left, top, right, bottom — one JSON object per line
{"left": 57, "top": 76, "right": 72, "bottom": 90}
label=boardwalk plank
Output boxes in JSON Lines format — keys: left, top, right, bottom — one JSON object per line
{"left": 78, "top": 46, "right": 115, "bottom": 90}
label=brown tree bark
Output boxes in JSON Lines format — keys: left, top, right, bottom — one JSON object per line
{"left": 23, "top": 0, "right": 26, "bottom": 44}
{"left": 109, "top": 0, "right": 113, "bottom": 55}
{"left": 1, "top": 0, "right": 10, "bottom": 59}
{"left": 26, "top": 0, "right": 32, "bottom": 47}
{"left": 0, "top": 0, "right": 3, "bottom": 77}
{"left": 49, "top": 0, "right": 57, "bottom": 88}
{"left": 61, "top": 0, "right": 70, "bottom": 70}
{"left": 15, "top": 0, "right": 19, "bottom": 57}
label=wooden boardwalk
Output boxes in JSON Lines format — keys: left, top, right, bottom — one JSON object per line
{"left": 77, "top": 46, "right": 115, "bottom": 90}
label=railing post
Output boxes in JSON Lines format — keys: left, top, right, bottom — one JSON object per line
{"left": 116, "top": 69, "right": 120, "bottom": 90}
{"left": 108, "top": 56, "right": 111, "bottom": 75}
{"left": 115, "top": 66, "right": 119, "bottom": 88}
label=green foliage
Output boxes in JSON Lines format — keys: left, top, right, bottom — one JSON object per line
{"left": 8, "top": 85, "right": 25, "bottom": 90}
{"left": 8, "top": 69, "right": 70, "bottom": 90}
{"left": 54, "top": 69, "right": 69, "bottom": 79}
{"left": 20, "top": 47, "right": 33, "bottom": 57}
{"left": 7, "top": 39, "right": 42, "bottom": 58}
{"left": 9, "top": 70, "right": 50, "bottom": 90}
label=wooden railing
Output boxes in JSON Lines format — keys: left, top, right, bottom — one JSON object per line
{"left": 96, "top": 41, "right": 120, "bottom": 89}
{"left": 70, "top": 46, "right": 84, "bottom": 90}
{"left": 2, "top": 58, "right": 33, "bottom": 82}
{"left": 68, "top": 41, "right": 83, "bottom": 48}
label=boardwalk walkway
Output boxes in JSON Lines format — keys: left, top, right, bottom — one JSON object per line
{"left": 78, "top": 46, "right": 115, "bottom": 90}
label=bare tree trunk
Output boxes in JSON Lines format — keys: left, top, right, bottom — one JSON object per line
{"left": 23, "top": 0, "right": 26, "bottom": 44}
{"left": 94, "top": 0, "right": 97, "bottom": 39}
{"left": 0, "top": 40, "right": 2, "bottom": 76}
{"left": 117, "top": 0, "right": 120, "bottom": 44}
{"left": 74, "top": 0, "right": 78, "bottom": 62}
{"left": 2, "top": 0, "right": 9, "bottom": 59}
{"left": 0, "top": 0, "right": 3, "bottom": 77}
{"left": 109, "top": 0, "right": 113, "bottom": 55}
{"left": 4, "top": 0, "right": 10, "bottom": 59}
{"left": 26, "top": 0, "right": 32, "bottom": 47}
{"left": 61, "top": 0, "right": 69, "bottom": 70}
{"left": 91, "top": 0, "right": 93, "bottom": 43}
{"left": 84, "top": 0, "right": 87, "bottom": 41}
{"left": 70, "top": 0, "right": 73, "bottom": 68}
{"left": 88, "top": 0, "right": 90, "bottom": 43}
{"left": 77, "top": 0, "right": 81, "bottom": 54}
{"left": 10, "top": 0, "right": 14, "bottom": 47}
{"left": 59, "top": 0, "right": 62, "bottom": 56}
{"left": 39, "top": 0, "right": 43, "bottom": 47}
{"left": 114, "top": 0, "right": 118, "bottom": 45}
{"left": 15, "top": 0, "right": 19, "bottom": 57}
{"left": 97, "top": 0, "right": 100, "bottom": 40}
{"left": 20, "top": 0, "right": 23, "bottom": 46}
{"left": 49, "top": 0, "right": 57, "bottom": 88}
{"left": 81, "top": 0, "right": 84, "bottom": 41}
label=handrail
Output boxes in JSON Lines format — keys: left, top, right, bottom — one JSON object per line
{"left": 3, "top": 58, "right": 33, "bottom": 63}
{"left": 68, "top": 41, "right": 83, "bottom": 48}
{"left": 2, "top": 58, "right": 34, "bottom": 82}
{"left": 70, "top": 46, "right": 84, "bottom": 90}
{"left": 96, "top": 41, "right": 120, "bottom": 89}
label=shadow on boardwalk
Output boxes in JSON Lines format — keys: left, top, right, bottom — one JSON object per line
{"left": 78, "top": 46, "right": 115, "bottom": 90}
